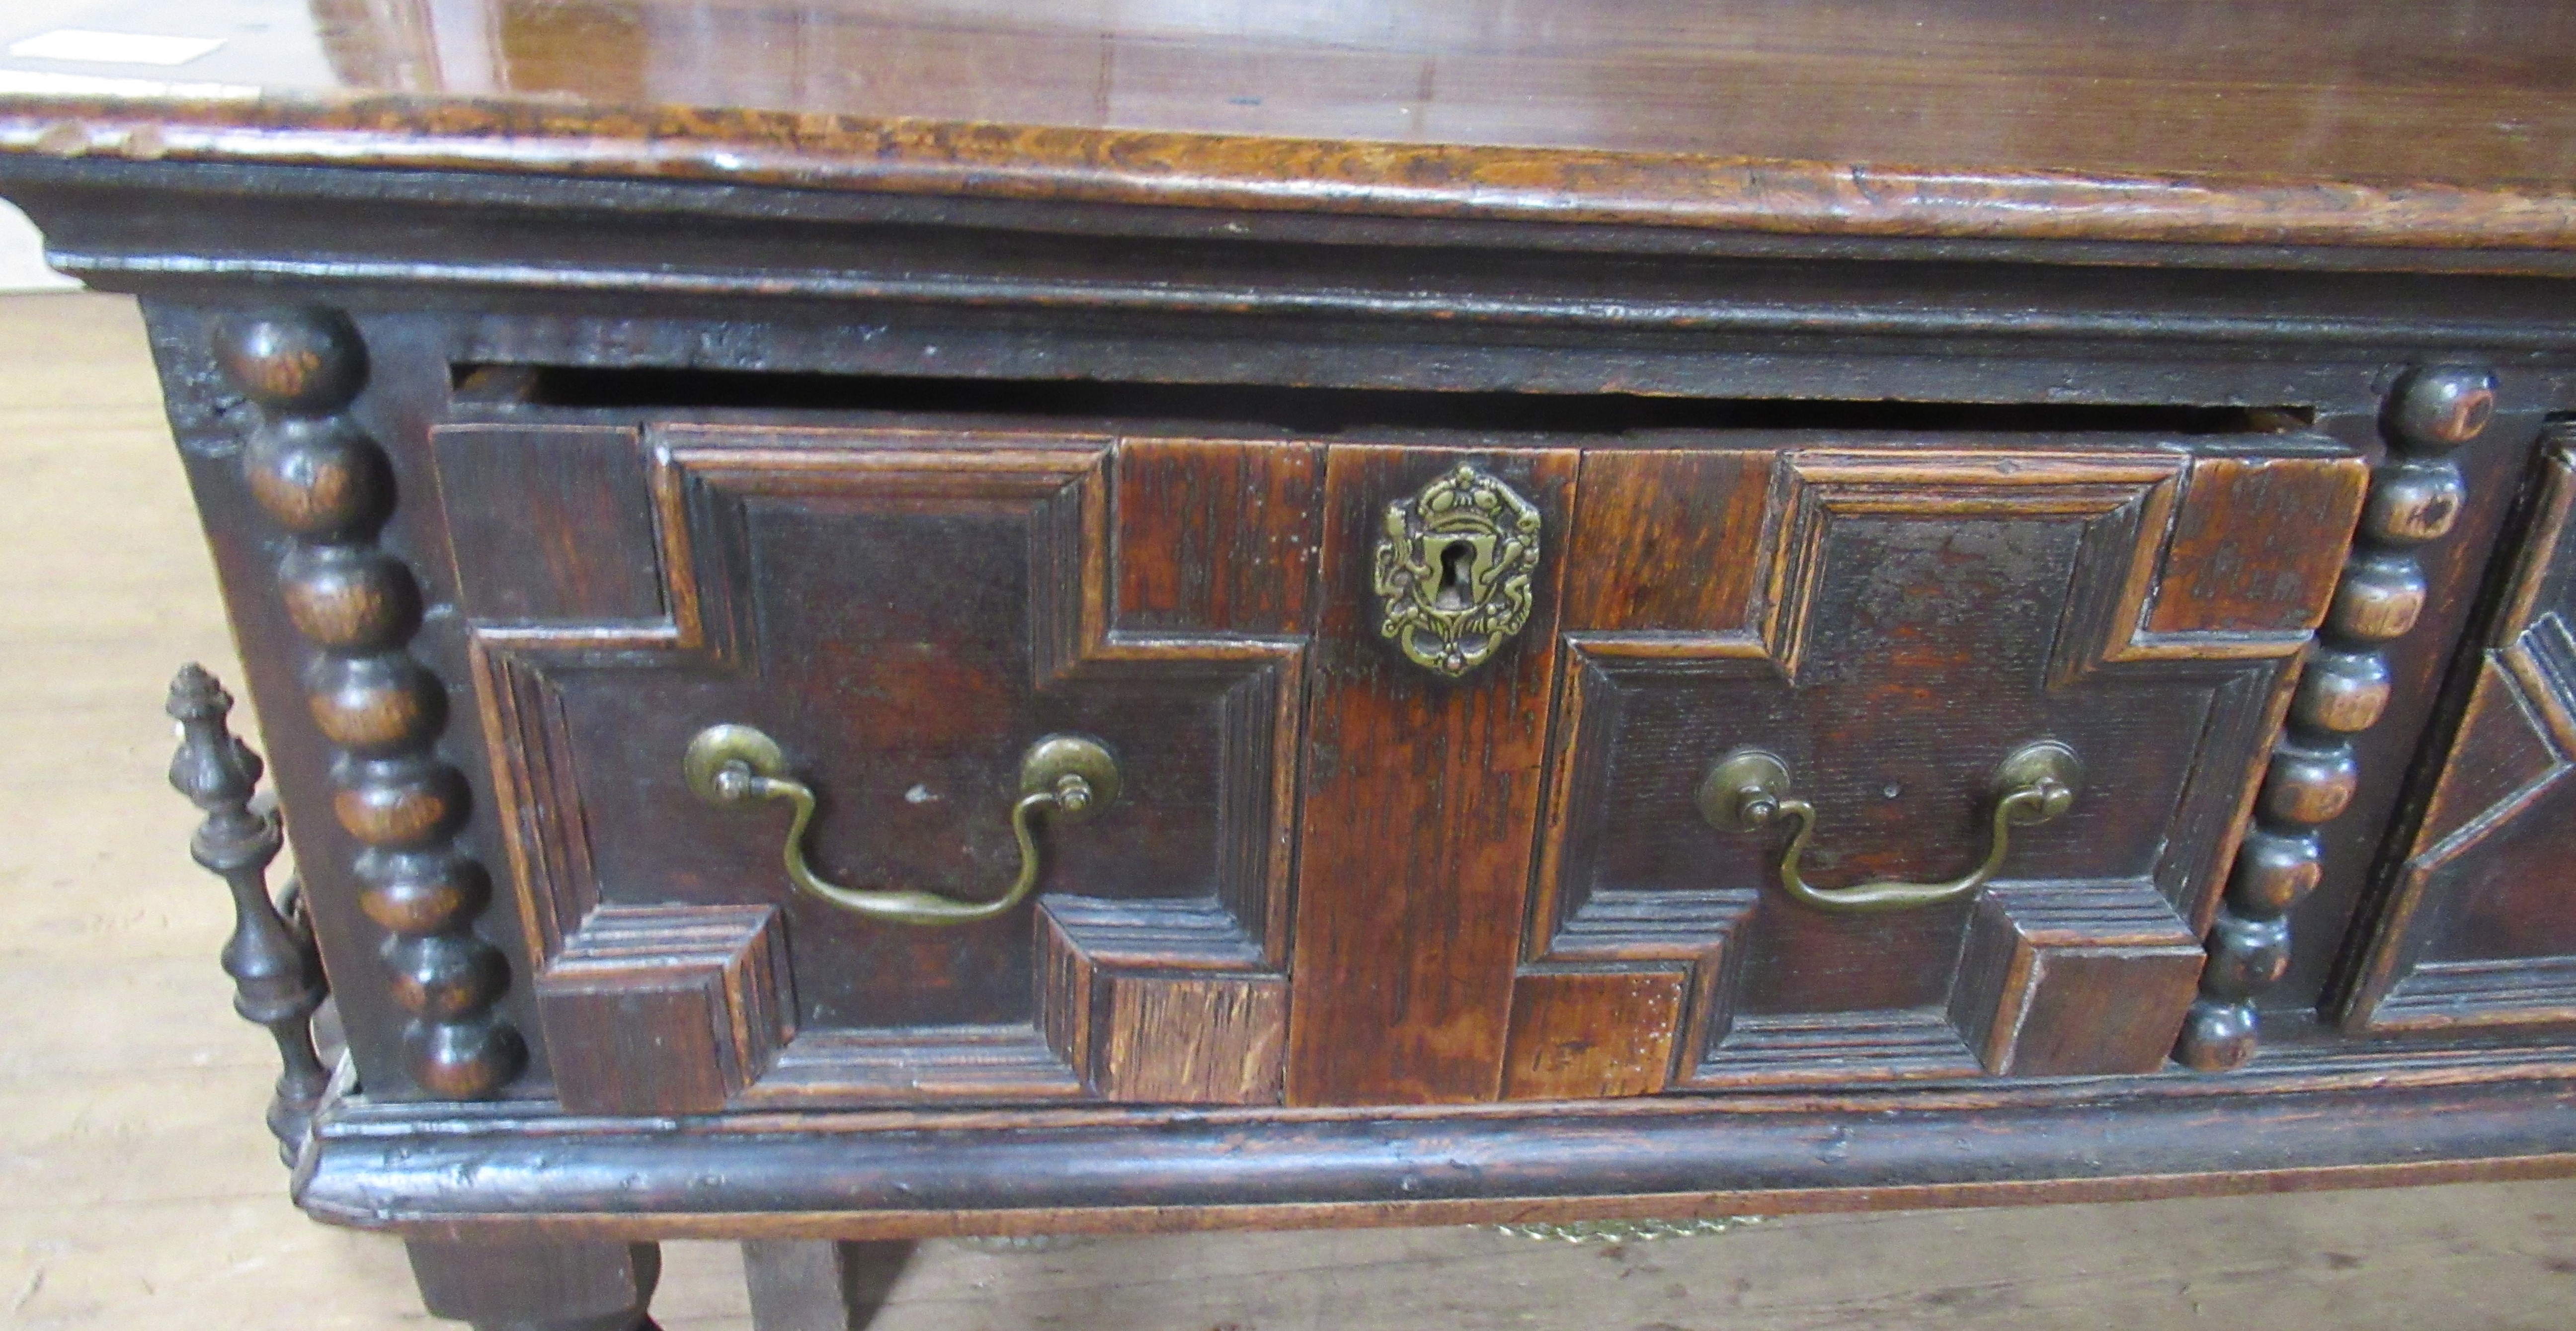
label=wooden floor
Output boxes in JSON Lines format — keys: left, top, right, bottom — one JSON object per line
{"left": 4, "top": 291, "right": 2575, "bottom": 1330}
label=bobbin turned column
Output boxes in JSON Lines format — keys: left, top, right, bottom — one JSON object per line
{"left": 212, "top": 309, "right": 525, "bottom": 1098}
{"left": 2174, "top": 364, "right": 2493, "bottom": 1071}
{"left": 165, "top": 664, "right": 329, "bottom": 1163}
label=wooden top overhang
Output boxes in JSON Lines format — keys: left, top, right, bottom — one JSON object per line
{"left": 2, "top": 0, "right": 2575, "bottom": 252}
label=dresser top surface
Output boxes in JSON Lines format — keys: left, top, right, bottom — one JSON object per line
{"left": 5, "top": 0, "right": 2576, "bottom": 252}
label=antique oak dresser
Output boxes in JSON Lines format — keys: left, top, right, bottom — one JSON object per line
{"left": 10, "top": 1, "right": 2576, "bottom": 1326}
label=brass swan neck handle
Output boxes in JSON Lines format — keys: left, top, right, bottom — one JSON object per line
{"left": 684, "top": 725, "right": 1119, "bottom": 926}
{"left": 1697, "top": 741, "right": 2081, "bottom": 914}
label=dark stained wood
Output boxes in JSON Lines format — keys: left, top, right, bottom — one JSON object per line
{"left": 406, "top": 1238, "right": 660, "bottom": 1331}
{"left": 742, "top": 1240, "right": 914, "bottom": 1331}
{"left": 1091, "top": 974, "right": 1288, "bottom": 1105}
{"left": 434, "top": 423, "right": 665, "bottom": 625}
{"left": 743, "top": 1028, "right": 1081, "bottom": 1108}
{"left": 535, "top": 904, "right": 794, "bottom": 1116}
{"left": 1287, "top": 445, "right": 1577, "bottom": 1105}
{"left": 215, "top": 308, "right": 526, "bottom": 1101}
{"left": 16, "top": 2, "right": 2576, "bottom": 251}
{"left": 164, "top": 663, "right": 331, "bottom": 1164}
{"left": 303, "top": 1073, "right": 2576, "bottom": 1239}
{"left": 1528, "top": 439, "right": 2359, "bottom": 1092}
{"left": 2343, "top": 434, "right": 2576, "bottom": 1031}
{"left": 2286, "top": 405, "right": 2541, "bottom": 1012}
{"left": 15, "top": 100, "right": 2576, "bottom": 256}
{"left": 448, "top": 425, "right": 1305, "bottom": 1106}
{"left": 1111, "top": 438, "right": 1322, "bottom": 638}
{"left": 2144, "top": 453, "right": 2378, "bottom": 638}
{"left": 1950, "top": 886, "right": 2204, "bottom": 1077}
{"left": 1559, "top": 449, "right": 1774, "bottom": 633}
{"left": 2183, "top": 369, "right": 2490, "bottom": 1068}
{"left": 116, "top": 270, "right": 2576, "bottom": 1244}
{"left": 1101, "top": 438, "right": 1320, "bottom": 960}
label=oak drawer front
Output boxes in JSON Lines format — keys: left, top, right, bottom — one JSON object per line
{"left": 1511, "top": 437, "right": 2367, "bottom": 1096}
{"left": 436, "top": 416, "right": 2363, "bottom": 1114}
{"left": 434, "top": 422, "right": 1317, "bottom": 1111}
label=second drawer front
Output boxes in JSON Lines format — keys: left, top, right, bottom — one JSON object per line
{"left": 1507, "top": 438, "right": 2366, "bottom": 1098}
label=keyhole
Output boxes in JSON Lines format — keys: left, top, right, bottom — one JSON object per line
{"left": 1433, "top": 541, "right": 1474, "bottom": 609}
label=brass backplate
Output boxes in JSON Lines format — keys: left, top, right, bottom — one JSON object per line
{"left": 1697, "top": 748, "right": 1793, "bottom": 832}
{"left": 1018, "top": 733, "right": 1121, "bottom": 822}
{"left": 683, "top": 722, "right": 786, "bottom": 803}
{"left": 1370, "top": 462, "right": 1542, "bottom": 677}
{"left": 1994, "top": 739, "right": 2083, "bottom": 822}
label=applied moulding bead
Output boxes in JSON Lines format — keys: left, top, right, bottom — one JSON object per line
{"left": 2288, "top": 646, "right": 2393, "bottom": 734}
{"left": 2360, "top": 458, "right": 2468, "bottom": 546}
{"left": 331, "top": 753, "right": 470, "bottom": 849}
{"left": 242, "top": 415, "right": 389, "bottom": 538}
{"left": 355, "top": 849, "right": 490, "bottom": 936}
{"left": 385, "top": 932, "right": 511, "bottom": 1020}
{"left": 2199, "top": 909, "right": 2294, "bottom": 998}
{"left": 2324, "top": 550, "right": 2430, "bottom": 645}
{"left": 2256, "top": 738, "right": 2361, "bottom": 826}
{"left": 2176, "top": 998, "right": 2258, "bottom": 1070}
{"left": 212, "top": 309, "right": 366, "bottom": 416}
{"left": 305, "top": 653, "right": 445, "bottom": 755}
{"left": 277, "top": 544, "right": 420, "bottom": 653}
{"left": 2226, "top": 828, "right": 2325, "bottom": 917}
{"left": 2384, "top": 364, "right": 2499, "bottom": 455}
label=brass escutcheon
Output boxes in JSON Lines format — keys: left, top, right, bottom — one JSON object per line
{"left": 1698, "top": 741, "right": 2082, "bottom": 913}
{"left": 1371, "top": 462, "right": 1542, "bottom": 677}
{"left": 685, "top": 724, "right": 1118, "bottom": 926}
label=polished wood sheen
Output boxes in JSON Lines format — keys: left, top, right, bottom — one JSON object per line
{"left": 1288, "top": 446, "right": 1576, "bottom": 1105}
{"left": 535, "top": 903, "right": 795, "bottom": 1116}
{"left": 7, "top": 2, "right": 2576, "bottom": 250}
{"left": 2343, "top": 430, "right": 2576, "bottom": 1031}
{"left": 22, "top": 4, "right": 2576, "bottom": 1326}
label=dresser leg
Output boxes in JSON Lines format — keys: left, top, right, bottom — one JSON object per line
{"left": 744, "top": 1240, "right": 915, "bottom": 1330}
{"left": 406, "top": 1239, "right": 662, "bottom": 1331}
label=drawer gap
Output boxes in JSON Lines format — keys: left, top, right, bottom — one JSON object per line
{"left": 453, "top": 362, "right": 2309, "bottom": 439}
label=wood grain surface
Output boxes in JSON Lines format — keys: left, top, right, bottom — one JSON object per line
{"left": 7, "top": 1, "right": 2576, "bottom": 250}
{"left": 2343, "top": 433, "right": 2576, "bottom": 1032}
{"left": 8, "top": 292, "right": 2576, "bottom": 1328}
{"left": 1286, "top": 446, "right": 1576, "bottom": 1104}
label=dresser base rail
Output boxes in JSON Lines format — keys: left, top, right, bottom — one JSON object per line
{"left": 295, "top": 1074, "right": 2576, "bottom": 1241}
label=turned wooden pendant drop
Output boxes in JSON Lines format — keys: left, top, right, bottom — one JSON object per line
{"left": 166, "top": 664, "right": 331, "bottom": 1162}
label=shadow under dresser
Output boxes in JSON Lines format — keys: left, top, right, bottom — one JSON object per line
{"left": 8, "top": 1, "right": 2576, "bottom": 1326}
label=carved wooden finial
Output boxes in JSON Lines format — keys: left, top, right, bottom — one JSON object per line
{"left": 168, "top": 663, "right": 277, "bottom": 872}
{"left": 166, "top": 663, "right": 332, "bottom": 1164}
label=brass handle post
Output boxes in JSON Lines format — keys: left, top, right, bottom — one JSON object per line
{"left": 1698, "top": 741, "right": 2081, "bottom": 913}
{"left": 685, "top": 726, "right": 1119, "bottom": 926}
